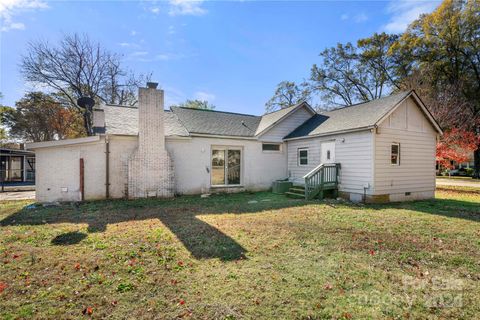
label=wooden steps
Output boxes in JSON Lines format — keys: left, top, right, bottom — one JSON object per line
{"left": 285, "top": 163, "right": 341, "bottom": 200}
{"left": 285, "top": 185, "right": 305, "bottom": 199}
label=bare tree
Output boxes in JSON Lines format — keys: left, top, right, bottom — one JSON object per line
{"left": 21, "top": 33, "right": 150, "bottom": 135}
{"left": 265, "top": 81, "right": 311, "bottom": 113}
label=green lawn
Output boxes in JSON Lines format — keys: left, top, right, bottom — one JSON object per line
{"left": 1, "top": 190, "right": 479, "bottom": 319}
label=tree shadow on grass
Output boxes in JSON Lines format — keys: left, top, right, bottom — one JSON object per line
{"left": 0, "top": 193, "right": 307, "bottom": 261}
{"left": 51, "top": 231, "right": 87, "bottom": 245}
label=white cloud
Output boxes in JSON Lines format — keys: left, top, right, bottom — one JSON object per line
{"left": 194, "top": 91, "right": 215, "bottom": 101}
{"left": 340, "top": 12, "right": 368, "bottom": 23}
{"left": 130, "top": 51, "right": 149, "bottom": 57}
{"left": 383, "top": 0, "right": 440, "bottom": 33}
{"left": 118, "top": 42, "right": 141, "bottom": 48}
{"left": 150, "top": 7, "right": 160, "bottom": 14}
{"left": 0, "top": 0, "right": 48, "bottom": 32}
{"left": 354, "top": 13, "right": 368, "bottom": 23}
{"left": 167, "top": 25, "right": 175, "bottom": 35}
{"left": 168, "top": 0, "right": 207, "bottom": 16}
{"left": 130, "top": 30, "right": 137, "bottom": 36}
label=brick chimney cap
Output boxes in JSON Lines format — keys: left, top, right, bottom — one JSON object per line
{"left": 146, "top": 82, "right": 159, "bottom": 89}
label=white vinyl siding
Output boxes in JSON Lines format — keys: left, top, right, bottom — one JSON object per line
{"left": 374, "top": 97, "right": 437, "bottom": 195}
{"left": 259, "top": 107, "right": 312, "bottom": 142}
{"left": 287, "top": 130, "right": 373, "bottom": 194}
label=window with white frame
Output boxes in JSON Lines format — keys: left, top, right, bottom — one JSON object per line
{"left": 391, "top": 143, "right": 400, "bottom": 165}
{"left": 298, "top": 148, "right": 308, "bottom": 166}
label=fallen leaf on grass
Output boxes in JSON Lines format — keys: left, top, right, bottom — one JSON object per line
{"left": 82, "top": 306, "right": 93, "bottom": 315}
{"left": 0, "top": 282, "right": 8, "bottom": 293}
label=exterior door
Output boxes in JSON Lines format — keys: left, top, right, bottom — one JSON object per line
{"left": 320, "top": 141, "right": 335, "bottom": 164}
{"left": 211, "top": 147, "right": 242, "bottom": 186}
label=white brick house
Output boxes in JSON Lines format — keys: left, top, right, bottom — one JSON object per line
{"left": 27, "top": 83, "right": 442, "bottom": 203}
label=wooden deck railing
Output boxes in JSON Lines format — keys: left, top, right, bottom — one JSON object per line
{"left": 303, "top": 163, "right": 341, "bottom": 200}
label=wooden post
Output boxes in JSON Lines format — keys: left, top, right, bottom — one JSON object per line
{"left": 80, "top": 158, "right": 85, "bottom": 201}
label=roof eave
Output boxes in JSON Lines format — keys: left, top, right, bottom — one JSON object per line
{"left": 190, "top": 133, "right": 257, "bottom": 140}
{"left": 26, "top": 135, "right": 102, "bottom": 150}
{"left": 283, "top": 126, "right": 375, "bottom": 141}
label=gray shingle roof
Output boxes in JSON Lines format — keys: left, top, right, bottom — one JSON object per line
{"left": 171, "top": 107, "right": 261, "bottom": 137}
{"left": 102, "top": 105, "right": 189, "bottom": 136}
{"left": 284, "top": 91, "right": 411, "bottom": 139}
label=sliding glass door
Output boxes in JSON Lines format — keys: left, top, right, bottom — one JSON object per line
{"left": 211, "top": 148, "right": 241, "bottom": 186}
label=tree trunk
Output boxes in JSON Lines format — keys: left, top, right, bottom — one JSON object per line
{"left": 473, "top": 144, "right": 480, "bottom": 179}
{"left": 82, "top": 109, "right": 94, "bottom": 136}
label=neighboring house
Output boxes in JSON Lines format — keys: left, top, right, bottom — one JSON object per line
{"left": 0, "top": 147, "right": 35, "bottom": 185}
{"left": 436, "top": 152, "right": 475, "bottom": 176}
{"left": 27, "top": 83, "right": 442, "bottom": 203}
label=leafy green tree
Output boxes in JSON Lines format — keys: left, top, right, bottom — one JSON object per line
{"left": 308, "top": 33, "right": 400, "bottom": 107}
{"left": 265, "top": 81, "right": 311, "bottom": 112}
{"left": 174, "top": 99, "right": 216, "bottom": 110}
{"left": 394, "top": 0, "right": 480, "bottom": 177}
{"left": 0, "top": 93, "right": 8, "bottom": 141}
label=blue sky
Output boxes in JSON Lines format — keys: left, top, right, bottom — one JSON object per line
{"left": 0, "top": 0, "right": 440, "bottom": 115}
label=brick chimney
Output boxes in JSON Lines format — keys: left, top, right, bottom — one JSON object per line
{"left": 127, "top": 83, "right": 175, "bottom": 198}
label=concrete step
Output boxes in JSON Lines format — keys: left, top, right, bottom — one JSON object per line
{"left": 289, "top": 187, "right": 306, "bottom": 193}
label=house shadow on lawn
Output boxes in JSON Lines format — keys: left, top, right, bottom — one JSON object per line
{"left": 0, "top": 193, "right": 308, "bottom": 261}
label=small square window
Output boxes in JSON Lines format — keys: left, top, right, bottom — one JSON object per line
{"left": 391, "top": 143, "right": 400, "bottom": 165}
{"left": 298, "top": 149, "right": 308, "bottom": 166}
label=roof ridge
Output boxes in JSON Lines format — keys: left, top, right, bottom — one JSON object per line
{"left": 324, "top": 91, "right": 411, "bottom": 113}
{"left": 172, "top": 106, "right": 260, "bottom": 118}
{"left": 262, "top": 102, "right": 301, "bottom": 116}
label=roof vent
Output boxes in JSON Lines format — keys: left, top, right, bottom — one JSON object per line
{"left": 146, "top": 82, "right": 158, "bottom": 89}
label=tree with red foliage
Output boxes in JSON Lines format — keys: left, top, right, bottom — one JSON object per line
{"left": 436, "top": 128, "right": 478, "bottom": 171}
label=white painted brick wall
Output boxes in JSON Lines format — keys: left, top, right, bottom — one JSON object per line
{"left": 127, "top": 86, "right": 175, "bottom": 198}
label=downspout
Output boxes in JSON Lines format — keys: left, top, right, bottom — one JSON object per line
{"left": 105, "top": 135, "right": 110, "bottom": 199}
{"left": 369, "top": 125, "right": 378, "bottom": 203}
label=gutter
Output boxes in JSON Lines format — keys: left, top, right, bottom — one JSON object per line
{"left": 26, "top": 136, "right": 101, "bottom": 149}
{"left": 283, "top": 126, "right": 375, "bottom": 142}
{"left": 189, "top": 133, "right": 258, "bottom": 140}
